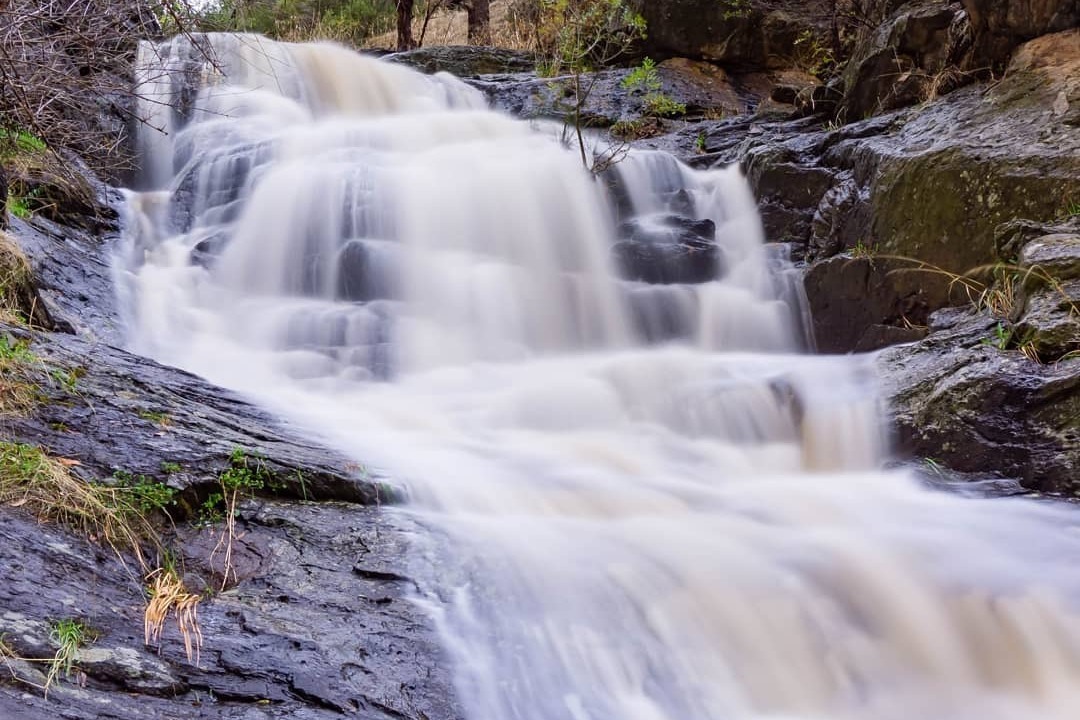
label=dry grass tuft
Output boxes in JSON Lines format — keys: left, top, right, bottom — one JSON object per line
{"left": 0, "top": 442, "right": 156, "bottom": 566}
{"left": 144, "top": 567, "right": 202, "bottom": 665}
{"left": 0, "top": 232, "right": 40, "bottom": 326}
{"left": 0, "top": 335, "right": 41, "bottom": 416}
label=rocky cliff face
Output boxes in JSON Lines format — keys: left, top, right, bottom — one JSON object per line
{"left": 0, "top": 165, "right": 459, "bottom": 719}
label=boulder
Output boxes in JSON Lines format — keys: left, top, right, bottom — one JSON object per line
{"left": 632, "top": 0, "right": 834, "bottom": 71}
{"left": 881, "top": 309, "right": 1080, "bottom": 494}
{"left": 859, "top": 29, "right": 1080, "bottom": 272}
{"left": 1011, "top": 229, "right": 1080, "bottom": 361}
{"left": 961, "top": 0, "right": 1080, "bottom": 68}
{"left": 840, "top": 0, "right": 973, "bottom": 119}
{"left": 803, "top": 254, "right": 960, "bottom": 352}
{"left": 614, "top": 215, "right": 721, "bottom": 284}
{"left": 387, "top": 45, "right": 536, "bottom": 75}
{"left": 656, "top": 58, "right": 746, "bottom": 116}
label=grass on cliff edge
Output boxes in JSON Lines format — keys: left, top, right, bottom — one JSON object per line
{"left": 0, "top": 442, "right": 158, "bottom": 564}
{"left": 0, "top": 231, "right": 39, "bottom": 326}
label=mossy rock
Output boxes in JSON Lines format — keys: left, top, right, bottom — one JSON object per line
{"left": 860, "top": 31, "right": 1080, "bottom": 273}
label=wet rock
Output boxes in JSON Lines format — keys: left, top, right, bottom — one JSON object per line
{"left": 655, "top": 58, "right": 746, "bottom": 116}
{"left": 880, "top": 311, "right": 1080, "bottom": 494}
{"left": 2, "top": 324, "right": 386, "bottom": 508}
{"left": 387, "top": 45, "right": 536, "bottom": 75}
{"left": 469, "top": 70, "right": 634, "bottom": 127}
{"left": 1013, "top": 278, "right": 1080, "bottom": 361}
{"left": 803, "top": 254, "right": 962, "bottom": 352}
{"left": 1018, "top": 232, "right": 1080, "bottom": 285}
{"left": 614, "top": 215, "right": 721, "bottom": 284}
{"left": 169, "top": 141, "right": 270, "bottom": 235}
{"left": 190, "top": 231, "right": 228, "bottom": 268}
{"left": 860, "top": 30, "right": 1080, "bottom": 273}
{"left": 744, "top": 142, "right": 835, "bottom": 245}
{"left": 8, "top": 210, "right": 123, "bottom": 342}
{"left": 1008, "top": 229, "right": 1080, "bottom": 361}
{"left": 0, "top": 162, "right": 459, "bottom": 716}
{"left": 995, "top": 217, "right": 1080, "bottom": 261}
{"left": 0, "top": 500, "right": 460, "bottom": 720}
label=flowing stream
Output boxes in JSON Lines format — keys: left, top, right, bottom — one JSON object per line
{"left": 123, "top": 34, "right": 1080, "bottom": 720}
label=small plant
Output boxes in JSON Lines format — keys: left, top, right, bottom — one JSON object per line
{"left": 0, "top": 128, "right": 46, "bottom": 156}
{"left": 138, "top": 409, "right": 171, "bottom": 426}
{"left": 621, "top": 57, "right": 662, "bottom": 94}
{"left": 46, "top": 619, "right": 92, "bottom": 693}
{"left": 719, "top": 0, "right": 751, "bottom": 20}
{"left": 643, "top": 94, "right": 687, "bottom": 118}
{"left": 204, "top": 448, "right": 275, "bottom": 589}
{"left": 196, "top": 492, "right": 225, "bottom": 527}
{"left": 113, "top": 470, "right": 176, "bottom": 515}
{"left": 695, "top": 131, "right": 707, "bottom": 154}
{"left": 160, "top": 461, "right": 182, "bottom": 475}
{"left": 0, "top": 334, "right": 36, "bottom": 364}
{"left": 49, "top": 367, "right": 82, "bottom": 394}
{"left": 623, "top": 57, "right": 687, "bottom": 119}
{"left": 1061, "top": 197, "right": 1080, "bottom": 220}
{"left": 793, "top": 29, "right": 835, "bottom": 79}
{"left": 851, "top": 240, "right": 877, "bottom": 259}
{"left": 981, "top": 321, "right": 1012, "bottom": 350}
{"left": 6, "top": 195, "right": 31, "bottom": 220}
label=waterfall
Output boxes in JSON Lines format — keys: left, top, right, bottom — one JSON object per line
{"left": 123, "top": 33, "right": 1080, "bottom": 720}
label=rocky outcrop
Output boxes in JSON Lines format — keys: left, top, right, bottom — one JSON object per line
{"left": 803, "top": 255, "right": 955, "bottom": 352}
{"left": 0, "top": 500, "right": 458, "bottom": 720}
{"left": 470, "top": 60, "right": 748, "bottom": 128}
{"left": 961, "top": 0, "right": 1080, "bottom": 68}
{"left": 387, "top": 45, "right": 536, "bottom": 75}
{"left": 711, "top": 28, "right": 1079, "bottom": 351}
{"left": 0, "top": 171, "right": 457, "bottom": 716}
{"left": 632, "top": 0, "right": 834, "bottom": 71}
{"left": 881, "top": 309, "right": 1080, "bottom": 493}
{"left": 839, "top": 0, "right": 973, "bottom": 120}
{"left": 614, "top": 215, "right": 721, "bottom": 284}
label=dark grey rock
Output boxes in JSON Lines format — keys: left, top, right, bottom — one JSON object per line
{"left": 387, "top": 45, "right": 536, "bottom": 76}
{"left": 614, "top": 215, "right": 721, "bottom": 284}
{"left": 0, "top": 500, "right": 459, "bottom": 720}
{"left": 880, "top": 311, "right": 1080, "bottom": 494}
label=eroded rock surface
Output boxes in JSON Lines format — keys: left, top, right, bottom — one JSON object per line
{"left": 0, "top": 501, "right": 458, "bottom": 720}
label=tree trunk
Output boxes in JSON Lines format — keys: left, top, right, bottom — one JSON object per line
{"left": 396, "top": 0, "right": 416, "bottom": 51}
{"left": 466, "top": 0, "right": 490, "bottom": 45}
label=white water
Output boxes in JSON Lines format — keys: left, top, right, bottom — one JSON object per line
{"left": 124, "top": 34, "right": 1080, "bottom": 720}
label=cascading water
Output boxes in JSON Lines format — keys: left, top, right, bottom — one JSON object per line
{"left": 123, "top": 33, "right": 1080, "bottom": 720}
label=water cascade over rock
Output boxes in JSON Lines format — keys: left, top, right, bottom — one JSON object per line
{"left": 124, "top": 33, "right": 1080, "bottom": 720}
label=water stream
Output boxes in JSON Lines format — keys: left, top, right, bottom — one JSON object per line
{"left": 123, "top": 34, "right": 1080, "bottom": 720}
